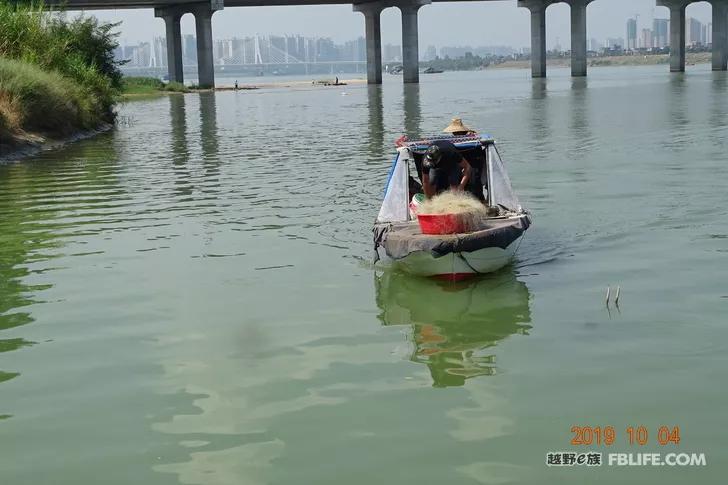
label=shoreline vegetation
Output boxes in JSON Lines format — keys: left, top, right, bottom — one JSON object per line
{"left": 0, "top": 3, "right": 122, "bottom": 159}
{"left": 121, "top": 77, "right": 190, "bottom": 96}
{"left": 419, "top": 51, "right": 712, "bottom": 72}
{"left": 486, "top": 52, "right": 712, "bottom": 70}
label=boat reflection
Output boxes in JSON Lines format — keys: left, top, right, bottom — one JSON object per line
{"left": 375, "top": 271, "right": 532, "bottom": 387}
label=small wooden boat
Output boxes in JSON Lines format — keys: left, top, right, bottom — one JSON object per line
{"left": 373, "top": 135, "right": 530, "bottom": 280}
{"left": 423, "top": 67, "right": 444, "bottom": 74}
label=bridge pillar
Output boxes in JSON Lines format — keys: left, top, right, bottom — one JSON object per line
{"left": 155, "top": 8, "right": 184, "bottom": 83}
{"left": 712, "top": 1, "right": 728, "bottom": 71}
{"left": 192, "top": 4, "right": 217, "bottom": 88}
{"left": 569, "top": 0, "right": 590, "bottom": 77}
{"left": 658, "top": 1, "right": 688, "bottom": 72}
{"left": 519, "top": 1, "right": 549, "bottom": 78}
{"left": 669, "top": 3, "right": 686, "bottom": 72}
{"left": 399, "top": 1, "right": 430, "bottom": 84}
{"left": 354, "top": 2, "right": 384, "bottom": 84}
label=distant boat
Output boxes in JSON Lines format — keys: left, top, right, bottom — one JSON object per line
{"left": 390, "top": 65, "right": 404, "bottom": 75}
{"left": 423, "top": 67, "right": 444, "bottom": 74}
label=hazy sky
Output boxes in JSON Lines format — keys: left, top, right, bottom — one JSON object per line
{"left": 91, "top": 0, "right": 713, "bottom": 50}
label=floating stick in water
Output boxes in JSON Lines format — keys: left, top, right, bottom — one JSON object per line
{"left": 605, "top": 286, "right": 611, "bottom": 306}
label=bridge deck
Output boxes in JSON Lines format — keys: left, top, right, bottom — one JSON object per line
{"left": 49, "top": 0, "right": 499, "bottom": 10}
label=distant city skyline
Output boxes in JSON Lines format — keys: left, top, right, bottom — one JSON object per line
{"left": 118, "top": 8, "right": 717, "bottom": 69}
{"left": 93, "top": 0, "right": 712, "bottom": 52}
{"left": 119, "top": 34, "right": 367, "bottom": 68}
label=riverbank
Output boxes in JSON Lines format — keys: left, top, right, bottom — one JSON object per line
{"left": 489, "top": 52, "right": 712, "bottom": 70}
{"left": 120, "top": 76, "right": 363, "bottom": 97}
{"left": 216, "top": 78, "right": 365, "bottom": 91}
{"left": 0, "top": 3, "right": 122, "bottom": 161}
{"left": 0, "top": 58, "right": 115, "bottom": 161}
{"left": 0, "top": 123, "right": 112, "bottom": 162}
{"left": 120, "top": 76, "right": 190, "bottom": 98}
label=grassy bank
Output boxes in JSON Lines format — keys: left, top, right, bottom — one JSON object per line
{"left": 0, "top": 58, "right": 106, "bottom": 138}
{"left": 0, "top": 3, "right": 122, "bottom": 154}
{"left": 121, "top": 76, "right": 189, "bottom": 96}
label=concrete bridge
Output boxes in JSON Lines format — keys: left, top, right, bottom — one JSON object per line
{"left": 53, "top": 0, "right": 728, "bottom": 86}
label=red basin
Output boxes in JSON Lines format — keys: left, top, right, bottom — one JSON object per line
{"left": 416, "top": 213, "right": 468, "bottom": 235}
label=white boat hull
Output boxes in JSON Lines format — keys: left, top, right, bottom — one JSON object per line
{"left": 377, "top": 236, "right": 522, "bottom": 279}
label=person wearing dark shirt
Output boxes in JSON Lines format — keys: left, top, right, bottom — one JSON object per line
{"left": 422, "top": 140, "right": 472, "bottom": 199}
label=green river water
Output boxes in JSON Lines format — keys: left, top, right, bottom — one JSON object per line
{"left": 1, "top": 66, "right": 726, "bottom": 484}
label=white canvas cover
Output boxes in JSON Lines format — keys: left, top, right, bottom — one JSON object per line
{"left": 377, "top": 148, "right": 410, "bottom": 223}
{"left": 488, "top": 145, "right": 520, "bottom": 212}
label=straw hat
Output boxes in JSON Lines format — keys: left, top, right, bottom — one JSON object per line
{"left": 443, "top": 118, "right": 473, "bottom": 134}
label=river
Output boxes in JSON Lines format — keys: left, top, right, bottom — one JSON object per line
{"left": 1, "top": 65, "right": 726, "bottom": 484}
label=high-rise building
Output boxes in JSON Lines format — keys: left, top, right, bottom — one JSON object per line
{"left": 653, "top": 19, "right": 669, "bottom": 48}
{"left": 285, "top": 35, "right": 307, "bottom": 63}
{"left": 240, "top": 37, "right": 256, "bottom": 64}
{"left": 214, "top": 39, "right": 226, "bottom": 63}
{"left": 183, "top": 35, "right": 196, "bottom": 65}
{"left": 424, "top": 45, "right": 437, "bottom": 61}
{"left": 152, "top": 36, "right": 167, "bottom": 67}
{"left": 355, "top": 36, "right": 366, "bottom": 62}
{"left": 269, "top": 35, "right": 287, "bottom": 59}
{"left": 340, "top": 37, "right": 365, "bottom": 62}
{"left": 304, "top": 37, "right": 317, "bottom": 63}
{"left": 131, "top": 42, "right": 151, "bottom": 67}
{"left": 686, "top": 17, "right": 703, "bottom": 46}
{"left": 123, "top": 45, "right": 135, "bottom": 61}
{"left": 315, "top": 37, "right": 337, "bottom": 62}
{"left": 639, "top": 28, "right": 653, "bottom": 49}
{"left": 626, "top": 18, "right": 638, "bottom": 50}
{"left": 228, "top": 37, "right": 244, "bottom": 64}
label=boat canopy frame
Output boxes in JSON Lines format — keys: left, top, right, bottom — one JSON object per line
{"left": 376, "top": 136, "right": 521, "bottom": 224}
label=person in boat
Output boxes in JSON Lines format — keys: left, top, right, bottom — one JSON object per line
{"left": 443, "top": 118, "right": 477, "bottom": 137}
{"left": 422, "top": 140, "right": 472, "bottom": 199}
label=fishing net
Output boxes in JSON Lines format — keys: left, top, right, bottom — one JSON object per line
{"left": 418, "top": 190, "right": 489, "bottom": 232}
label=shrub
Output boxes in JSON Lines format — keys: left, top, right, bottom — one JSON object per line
{"left": 0, "top": 57, "right": 104, "bottom": 136}
{"left": 161, "top": 81, "right": 188, "bottom": 93}
{"left": 0, "top": 2, "right": 122, "bottom": 120}
{"left": 121, "top": 76, "right": 164, "bottom": 95}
